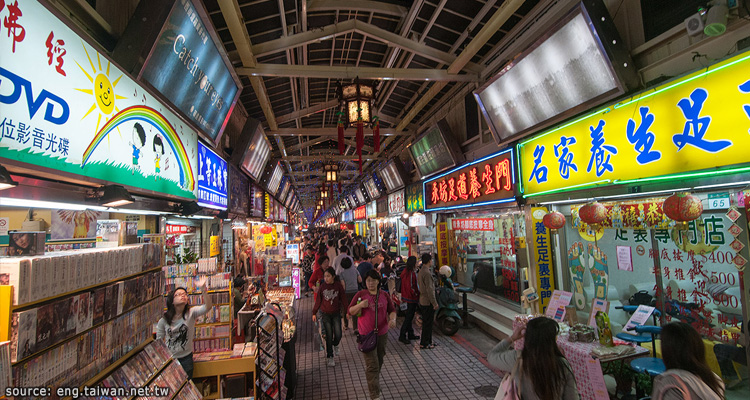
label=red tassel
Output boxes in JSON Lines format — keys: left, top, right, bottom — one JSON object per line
{"left": 373, "top": 116, "right": 380, "bottom": 152}
{"left": 357, "top": 120, "right": 365, "bottom": 174}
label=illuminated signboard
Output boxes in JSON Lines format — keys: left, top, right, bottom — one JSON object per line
{"left": 354, "top": 206, "right": 367, "bottom": 220}
{"left": 388, "top": 190, "right": 405, "bottom": 215}
{"left": 409, "top": 121, "right": 460, "bottom": 178}
{"left": 405, "top": 182, "right": 424, "bottom": 213}
{"left": 518, "top": 49, "right": 750, "bottom": 197}
{"left": 197, "top": 142, "right": 228, "bottom": 210}
{"left": 228, "top": 165, "right": 248, "bottom": 216}
{"left": 424, "top": 149, "right": 515, "bottom": 211}
{"left": 367, "top": 201, "right": 377, "bottom": 219}
{"left": 239, "top": 120, "right": 271, "bottom": 182}
{"left": 380, "top": 160, "right": 405, "bottom": 192}
{"left": 355, "top": 188, "right": 366, "bottom": 205}
{"left": 279, "top": 178, "right": 291, "bottom": 203}
{"left": 364, "top": 176, "right": 381, "bottom": 199}
{"left": 267, "top": 163, "right": 283, "bottom": 196}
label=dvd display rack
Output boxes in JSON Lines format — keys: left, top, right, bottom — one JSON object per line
{"left": 0, "top": 243, "right": 164, "bottom": 394}
{"left": 163, "top": 258, "right": 232, "bottom": 353}
{"left": 255, "top": 312, "right": 282, "bottom": 400}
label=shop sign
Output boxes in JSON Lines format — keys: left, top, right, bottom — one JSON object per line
{"left": 140, "top": 0, "right": 240, "bottom": 142}
{"left": 388, "top": 190, "right": 405, "bottom": 215}
{"left": 166, "top": 224, "right": 196, "bottom": 234}
{"left": 451, "top": 218, "right": 495, "bottom": 231}
{"left": 707, "top": 193, "right": 730, "bottom": 210}
{"left": 292, "top": 267, "right": 301, "bottom": 299}
{"left": 252, "top": 225, "right": 265, "bottom": 252}
{"left": 228, "top": 165, "right": 248, "bottom": 216}
{"left": 249, "top": 183, "right": 264, "bottom": 218}
{"left": 367, "top": 201, "right": 377, "bottom": 219}
{"left": 409, "top": 214, "right": 426, "bottom": 227}
{"left": 424, "top": 149, "right": 515, "bottom": 211}
{"left": 437, "top": 222, "right": 449, "bottom": 266}
{"left": 196, "top": 142, "right": 228, "bottom": 210}
{"left": 518, "top": 49, "right": 750, "bottom": 198}
{"left": 376, "top": 197, "right": 388, "bottom": 217}
{"left": 209, "top": 235, "right": 220, "bottom": 257}
{"left": 0, "top": 0, "right": 197, "bottom": 199}
{"left": 531, "top": 207, "right": 555, "bottom": 313}
{"left": 354, "top": 205, "right": 367, "bottom": 220}
{"left": 286, "top": 244, "right": 299, "bottom": 264}
{"left": 405, "top": 182, "right": 424, "bottom": 213}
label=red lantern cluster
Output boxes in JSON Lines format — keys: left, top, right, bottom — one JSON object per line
{"left": 579, "top": 202, "right": 607, "bottom": 225}
{"left": 662, "top": 192, "right": 702, "bottom": 222}
{"left": 260, "top": 226, "right": 273, "bottom": 234}
{"left": 542, "top": 211, "right": 566, "bottom": 230}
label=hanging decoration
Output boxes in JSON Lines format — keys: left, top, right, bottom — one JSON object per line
{"left": 579, "top": 202, "right": 608, "bottom": 225}
{"left": 542, "top": 211, "right": 566, "bottom": 231}
{"left": 338, "top": 78, "right": 374, "bottom": 173}
{"left": 372, "top": 116, "right": 380, "bottom": 152}
{"left": 662, "top": 192, "right": 702, "bottom": 226}
{"left": 356, "top": 108, "right": 364, "bottom": 173}
{"left": 337, "top": 111, "right": 346, "bottom": 155}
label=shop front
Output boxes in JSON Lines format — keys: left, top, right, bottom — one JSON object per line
{"left": 385, "top": 189, "right": 408, "bottom": 259}
{"left": 405, "top": 182, "right": 436, "bottom": 258}
{"left": 354, "top": 205, "right": 368, "bottom": 238}
{"left": 517, "top": 48, "right": 750, "bottom": 392}
{"left": 423, "top": 148, "right": 526, "bottom": 306}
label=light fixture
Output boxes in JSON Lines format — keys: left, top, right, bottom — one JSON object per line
{"left": 704, "top": 0, "right": 728, "bottom": 36}
{"left": 403, "top": 213, "right": 409, "bottom": 219}
{"left": 100, "top": 185, "right": 134, "bottom": 207}
{"left": 0, "top": 165, "right": 18, "bottom": 190}
{"left": 324, "top": 163, "right": 339, "bottom": 182}
{"left": 0, "top": 197, "right": 105, "bottom": 211}
{"left": 338, "top": 78, "right": 374, "bottom": 128}
{"left": 181, "top": 201, "right": 203, "bottom": 216}
{"left": 320, "top": 185, "right": 328, "bottom": 199}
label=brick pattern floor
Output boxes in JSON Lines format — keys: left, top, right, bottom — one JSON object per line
{"left": 292, "top": 295, "right": 503, "bottom": 400}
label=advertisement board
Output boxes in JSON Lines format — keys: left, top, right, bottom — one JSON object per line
{"left": 228, "top": 165, "right": 248, "bottom": 216}
{"left": 388, "top": 190, "right": 405, "bottom": 215}
{"left": 197, "top": 142, "right": 228, "bottom": 209}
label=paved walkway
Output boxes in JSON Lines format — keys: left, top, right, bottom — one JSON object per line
{"left": 292, "top": 296, "right": 503, "bottom": 400}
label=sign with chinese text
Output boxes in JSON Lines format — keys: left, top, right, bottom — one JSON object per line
{"left": 451, "top": 218, "right": 495, "bottom": 231}
{"left": 292, "top": 267, "right": 301, "bottom": 299}
{"left": 409, "top": 214, "right": 426, "bottom": 227}
{"left": 409, "top": 122, "right": 457, "bottom": 178}
{"left": 406, "top": 182, "right": 424, "bottom": 213}
{"left": 141, "top": 0, "right": 240, "bottom": 143}
{"left": 366, "top": 201, "right": 377, "bottom": 219}
{"left": 197, "top": 142, "right": 228, "bottom": 209}
{"left": 354, "top": 205, "right": 367, "bottom": 220}
{"left": 388, "top": 190, "right": 405, "bottom": 215}
{"left": 424, "top": 149, "right": 515, "bottom": 211}
{"left": 531, "top": 207, "right": 555, "bottom": 312}
{"left": 437, "top": 222, "right": 449, "bottom": 266}
{"left": 209, "top": 235, "right": 220, "bottom": 257}
{"left": 228, "top": 165, "right": 248, "bottom": 216}
{"left": 286, "top": 244, "right": 299, "bottom": 264}
{"left": 519, "top": 49, "right": 750, "bottom": 197}
{"left": 166, "top": 224, "right": 196, "bottom": 235}
{"left": 376, "top": 197, "right": 388, "bottom": 217}
{"left": 0, "top": 0, "right": 198, "bottom": 199}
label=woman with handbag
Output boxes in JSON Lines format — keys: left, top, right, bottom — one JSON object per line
{"left": 349, "top": 269, "right": 396, "bottom": 400}
{"left": 487, "top": 317, "right": 579, "bottom": 400}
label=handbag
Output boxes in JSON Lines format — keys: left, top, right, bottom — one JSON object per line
{"left": 357, "top": 290, "right": 379, "bottom": 353}
{"left": 494, "top": 358, "right": 521, "bottom": 400}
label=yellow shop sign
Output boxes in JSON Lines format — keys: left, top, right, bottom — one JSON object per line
{"left": 518, "top": 50, "right": 750, "bottom": 197}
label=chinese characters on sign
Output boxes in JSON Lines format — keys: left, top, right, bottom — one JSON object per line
{"left": 450, "top": 218, "right": 495, "bottom": 231}
{"left": 532, "top": 207, "right": 555, "bottom": 312}
{"left": 519, "top": 50, "right": 750, "bottom": 197}
{"left": 437, "top": 222, "right": 449, "bottom": 267}
{"left": 354, "top": 206, "right": 366, "bottom": 220}
{"left": 388, "top": 190, "right": 405, "bottom": 215}
{"left": 166, "top": 225, "right": 196, "bottom": 235}
{"left": 197, "top": 142, "right": 228, "bottom": 209}
{"left": 425, "top": 150, "right": 515, "bottom": 211}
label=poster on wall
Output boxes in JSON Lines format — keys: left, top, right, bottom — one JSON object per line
{"left": 0, "top": 0, "right": 198, "bottom": 199}
{"left": 51, "top": 210, "right": 105, "bottom": 240}
{"left": 228, "top": 165, "right": 248, "bottom": 216}
{"left": 196, "top": 142, "right": 228, "bottom": 209}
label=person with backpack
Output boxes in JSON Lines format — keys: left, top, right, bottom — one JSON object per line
{"left": 398, "top": 256, "right": 420, "bottom": 345}
{"left": 652, "top": 322, "right": 725, "bottom": 399}
{"left": 338, "top": 257, "right": 361, "bottom": 333}
{"left": 487, "top": 316, "right": 579, "bottom": 400}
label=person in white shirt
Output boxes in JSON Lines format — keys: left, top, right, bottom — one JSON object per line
{"left": 156, "top": 277, "right": 213, "bottom": 379}
{"left": 333, "top": 245, "right": 353, "bottom": 276}
{"left": 327, "top": 239, "right": 338, "bottom": 265}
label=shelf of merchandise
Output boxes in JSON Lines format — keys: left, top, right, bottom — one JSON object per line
{"left": 128, "top": 357, "right": 174, "bottom": 400}
{"left": 194, "top": 336, "right": 231, "bottom": 340}
{"left": 193, "top": 352, "right": 257, "bottom": 399}
{"left": 255, "top": 313, "right": 281, "bottom": 400}
{"left": 169, "top": 379, "right": 188, "bottom": 400}
{"left": 196, "top": 321, "right": 231, "bottom": 327}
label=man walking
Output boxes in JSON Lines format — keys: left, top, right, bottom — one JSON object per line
{"left": 418, "top": 253, "right": 438, "bottom": 349}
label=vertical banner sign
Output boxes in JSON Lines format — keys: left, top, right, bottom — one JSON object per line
{"left": 437, "top": 222, "right": 449, "bottom": 266}
{"left": 209, "top": 235, "right": 220, "bottom": 257}
{"left": 197, "top": 142, "right": 228, "bottom": 209}
{"left": 531, "top": 207, "right": 555, "bottom": 313}
{"left": 292, "top": 267, "right": 301, "bottom": 299}
{"left": 0, "top": 0, "right": 198, "bottom": 199}
{"left": 286, "top": 243, "right": 299, "bottom": 264}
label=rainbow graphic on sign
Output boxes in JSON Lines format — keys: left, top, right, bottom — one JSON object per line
{"left": 81, "top": 105, "right": 195, "bottom": 190}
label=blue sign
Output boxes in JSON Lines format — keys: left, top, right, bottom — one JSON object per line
{"left": 141, "top": 0, "right": 240, "bottom": 142}
{"left": 197, "top": 142, "right": 228, "bottom": 209}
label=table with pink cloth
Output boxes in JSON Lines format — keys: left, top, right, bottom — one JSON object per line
{"left": 512, "top": 320, "right": 649, "bottom": 400}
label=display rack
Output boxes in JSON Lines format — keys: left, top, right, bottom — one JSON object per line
{"left": 0, "top": 243, "right": 164, "bottom": 393}
{"left": 255, "top": 311, "right": 282, "bottom": 400}
{"left": 163, "top": 258, "right": 233, "bottom": 353}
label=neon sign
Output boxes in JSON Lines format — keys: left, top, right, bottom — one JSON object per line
{"left": 424, "top": 149, "right": 515, "bottom": 211}
{"left": 354, "top": 205, "right": 367, "bottom": 220}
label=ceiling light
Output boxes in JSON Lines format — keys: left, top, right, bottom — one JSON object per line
{"left": 0, "top": 165, "right": 18, "bottom": 191}
{"left": 0, "top": 197, "right": 105, "bottom": 211}
{"left": 100, "top": 185, "right": 134, "bottom": 207}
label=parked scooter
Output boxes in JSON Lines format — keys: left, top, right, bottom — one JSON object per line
{"left": 435, "top": 266, "right": 462, "bottom": 336}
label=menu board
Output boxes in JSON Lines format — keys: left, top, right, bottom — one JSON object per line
{"left": 240, "top": 123, "right": 271, "bottom": 181}
{"left": 380, "top": 161, "right": 405, "bottom": 192}
{"left": 267, "top": 163, "right": 283, "bottom": 196}
{"left": 409, "top": 122, "right": 458, "bottom": 178}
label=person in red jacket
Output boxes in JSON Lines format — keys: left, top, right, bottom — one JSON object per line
{"left": 398, "top": 256, "right": 421, "bottom": 344}
{"left": 308, "top": 255, "right": 330, "bottom": 300}
{"left": 312, "top": 267, "right": 346, "bottom": 366}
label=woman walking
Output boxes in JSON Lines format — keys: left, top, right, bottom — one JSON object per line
{"left": 487, "top": 316, "right": 579, "bottom": 400}
{"left": 338, "top": 257, "right": 362, "bottom": 333}
{"left": 398, "top": 256, "right": 420, "bottom": 344}
{"left": 652, "top": 322, "right": 725, "bottom": 399}
{"left": 312, "top": 268, "right": 346, "bottom": 367}
{"left": 349, "top": 270, "right": 396, "bottom": 400}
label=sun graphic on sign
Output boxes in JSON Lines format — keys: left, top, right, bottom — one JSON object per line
{"left": 74, "top": 41, "right": 127, "bottom": 135}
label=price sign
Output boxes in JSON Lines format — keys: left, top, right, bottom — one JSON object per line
{"left": 707, "top": 193, "right": 730, "bottom": 210}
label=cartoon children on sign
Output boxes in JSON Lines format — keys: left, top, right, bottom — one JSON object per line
{"left": 130, "top": 123, "right": 146, "bottom": 174}
{"left": 153, "top": 135, "right": 164, "bottom": 180}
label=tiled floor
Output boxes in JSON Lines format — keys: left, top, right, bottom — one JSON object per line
{"left": 292, "top": 295, "right": 503, "bottom": 400}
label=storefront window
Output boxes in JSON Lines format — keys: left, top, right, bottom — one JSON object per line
{"left": 450, "top": 212, "right": 528, "bottom": 305}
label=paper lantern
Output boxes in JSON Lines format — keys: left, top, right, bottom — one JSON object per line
{"left": 663, "top": 192, "right": 702, "bottom": 222}
{"left": 579, "top": 202, "right": 607, "bottom": 225}
{"left": 542, "top": 211, "right": 566, "bottom": 230}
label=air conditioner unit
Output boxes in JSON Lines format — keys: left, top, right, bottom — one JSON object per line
{"left": 685, "top": 12, "right": 705, "bottom": 36}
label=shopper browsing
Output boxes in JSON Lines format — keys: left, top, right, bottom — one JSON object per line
{"left": 418, "top": 253, "right": 438, "bottom": 349}
{"left": 312, "top": 268, "right": 347, "bottom": 366}
{"left": 156, "top": 277, "right": 213, "bottom": 380}
{"left": 349, "top": 270, "right": 396, "bottom": 400}
{"left": 333, "top": 245, "right": 352, "bottom": 276}
{"left": 488, "top": 316, "right": 579, "bottom": 400}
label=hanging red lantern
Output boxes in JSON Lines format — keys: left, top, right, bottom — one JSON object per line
{"left": 662, "top": 192, "right": 702, "bottom": 223}
{"left": 542, "top": 211, "right": 566, "bottom": 230}
{"left": 579, "top": 202, "right": 608, "bottom": 225}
